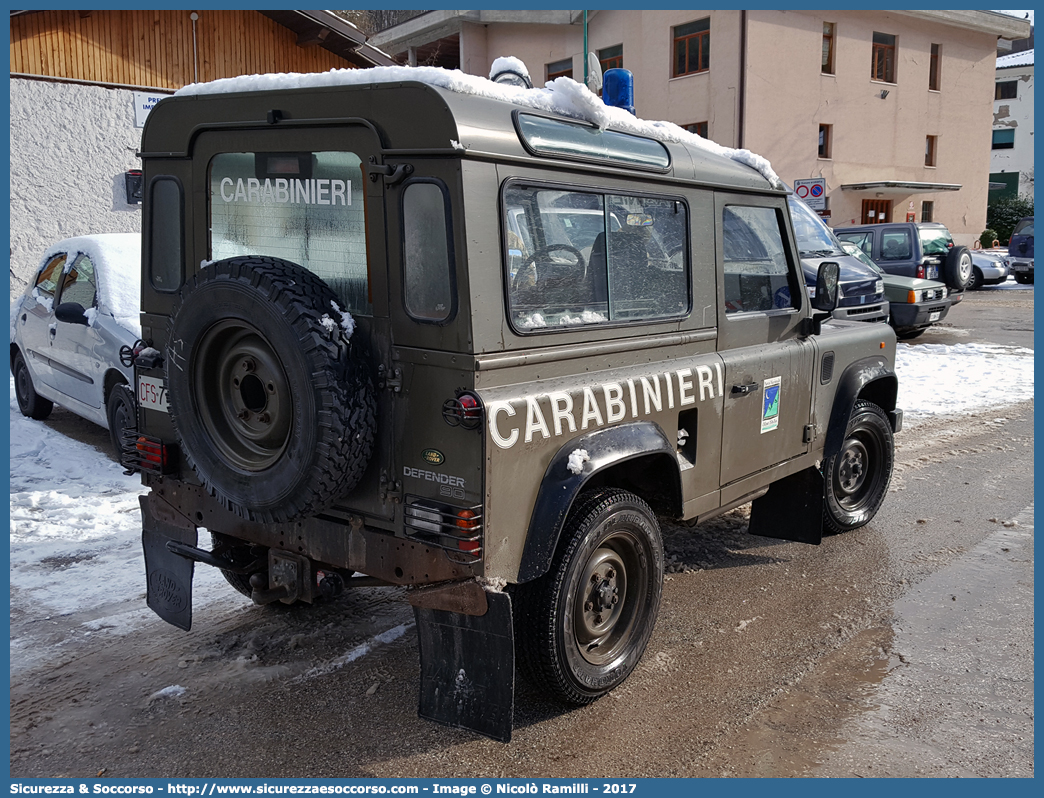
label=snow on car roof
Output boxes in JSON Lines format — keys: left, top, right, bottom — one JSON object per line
{"left": 40, "top": 234, "right": 141, "bottom": 334}
{"left": 174, "top": 65, "right": 782, "bottom": 189}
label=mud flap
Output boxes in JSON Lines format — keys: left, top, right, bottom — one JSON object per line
{"left": 413, "top": 590, "right": 514, "bottom": 743}
{"left": 140, "top": 493, "right": 197, "bottom": 631}
{"left": 748, "top": 466, "right": 824, "bottom": 545}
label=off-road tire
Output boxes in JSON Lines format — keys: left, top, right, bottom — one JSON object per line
{"left": 166, "top": 257, "right": 376, "bottom": 524}
{"left": 106, "top": 383, "right": 136, "bottom": 462}
{"left": 513, "top": 488, "right": 664, "bottom": 705}
{"left": 944, "top": 246, "right": 973, "bottom": 291}
{"left": 823, "top": 400, "right": 894, "bottom": 533}
{"left": 13, "top": 350, "right": 53, "bottom": 420}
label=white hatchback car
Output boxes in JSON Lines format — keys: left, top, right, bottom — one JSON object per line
{"left": 10, "top": 234, "right": 142, "bottom": 458}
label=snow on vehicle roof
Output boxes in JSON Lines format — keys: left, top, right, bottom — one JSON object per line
{"left": 40, "top": 234, "right": 141, "bottom": 334}
{"left": 174, "top": 65, "right": 782, "bottom": 189}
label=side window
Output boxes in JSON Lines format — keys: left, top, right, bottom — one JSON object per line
{"left": 149, "top": 177, "right": 183, "bottom": 292}
{"left": 837, "top": 231, "right": 872, "bottom": 256}
{"left": 34, "top": 255, "right": 66, "bottom": 296}
{"left": 503, "top": 185, "right": 688, "bottom": 331}
{"left": 59, "top": 255, "right": 98, "bottom": 308}
{"left": 879, "top": 230, "right": 912, "bottom": 261}
{"left": 210, "top": 151, "right": 371, "bottom": 315}
{"left": 402, "top": 181, "right": 454, "bottom": 323}
{"left": 722, "top": 206, "right": 796, "bottom": 315}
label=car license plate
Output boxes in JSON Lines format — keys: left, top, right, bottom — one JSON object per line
{"left": 929, "top": 311, "right": 941, "bottom": 322}
{"left": 927, "top": 265, "right": 938, "bottom": 279}
{"left": 1014, "top": 262, "right": 1029, "bottom": 272}
{"left": 138, "top": 375, "right": 168, "bottom": 413}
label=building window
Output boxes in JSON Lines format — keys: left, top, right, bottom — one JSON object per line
{"left": 818, "top": 124, "right": 832, "bottom": 158}
{"left": 992, "top": 129, "right": 1015, "bottom": 150}
{"left": 673, "top": 18, "right": 710, "bottom": 77}
{"left": 546, "top": 58, "right": 573, "bottom": 81}
{"left": 925, "top": 135, "right": 937, "bottom": 167}
{"left": 599, "top": 44, "right": 623, "bottom": 73}
{"left": 683, "top": 122, "right": 708, "bottom": 138}
{"left": 871, "top": 32, "right": 896, "bottom": 83}
{"left": 921, "top": 201, "right": 934, "bottom": 223}
{"left": 995, "top": 80, "right": 1018, "bottom": 100}
{"left": 822, "top": 22, "right": 836, "bottom": 74}
{"left": 929, "top": 44, "right": 941, "bottom": 90}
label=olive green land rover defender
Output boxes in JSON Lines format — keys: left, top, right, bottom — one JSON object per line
{"left": 132, "top": 73, "right": 901, "bottom": 742}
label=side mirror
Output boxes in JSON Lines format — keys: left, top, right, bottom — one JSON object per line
{"left": 812, "top": 261, "right": 840, "bottom": 312}
{"left": 55, "top": 302, "right": 89, "bottom": 326}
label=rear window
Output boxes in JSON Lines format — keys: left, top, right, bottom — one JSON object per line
{"left": 209, "top": 151, "right": 371, "bottom": 315}
{"left": 1012, "top": 218, "right": 1034, "bottom": 237}
{"left": 918, "top": 226, "right": 953, "bottom": 256}
{"left": 503, "top": 184, "right": 688, "bottom": 332}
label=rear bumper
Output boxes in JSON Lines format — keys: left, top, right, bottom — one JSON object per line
{"left": 1010, "top": 259, "right": 1034, "bottom": 274}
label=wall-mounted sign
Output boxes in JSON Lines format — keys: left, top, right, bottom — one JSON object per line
{"left": 133, "top": 91, "right": 171, "bottom": 128}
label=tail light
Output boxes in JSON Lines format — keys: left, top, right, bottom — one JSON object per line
{"left": 404, "top": 498, "right": 483, "bottom": 562}
{"left": 122, "top": 432, "right": 175, "bottom": 475}
{"left": 456, "top": 510, "right": 481, "bottom": 554}
{"left": 916, "top": 264, "right": 925, "bottom": 279}
{"left": 442, "top": 390, "right": 483, "bottom": 430}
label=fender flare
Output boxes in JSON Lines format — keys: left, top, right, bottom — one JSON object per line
{"left": 516, "top": 421, "right": 679, "bottom": 583}
{"left": 824, "top": 356, "right": 898, "bottom": 459}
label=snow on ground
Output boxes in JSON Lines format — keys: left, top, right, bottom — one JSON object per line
{"left": 8, "top": 338, "right": 1034, "bottom": 665}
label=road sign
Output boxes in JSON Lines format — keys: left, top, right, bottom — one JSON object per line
{"left": 793, "top": 178, "right": 827, "bottom": 211}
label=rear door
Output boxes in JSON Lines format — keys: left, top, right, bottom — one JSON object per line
{"left": 192, "top": 125, "right": 396, "bottom": 521}
{"left": 48, "top": 253, "right": 104, "bottom": 406}
{"left": 715, "top": 193, "right": 814, "bottom": 486}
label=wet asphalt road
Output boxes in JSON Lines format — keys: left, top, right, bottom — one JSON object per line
{"left": 9, "top": 285, "right": 1034, "bottom": 778}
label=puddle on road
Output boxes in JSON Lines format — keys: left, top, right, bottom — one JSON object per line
{"left": 695, "top": 627, "right": 898, "bottom": 777}
{"left": 695, "top": 505, "right": 1034, "bottom": 778}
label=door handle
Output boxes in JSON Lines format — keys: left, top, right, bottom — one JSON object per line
{"left": 731, "top": 382, "right": 758, "bottom": 396}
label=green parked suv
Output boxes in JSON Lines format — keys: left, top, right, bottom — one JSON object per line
{"left": 128, "top": 67, "right": 902, "bottom": 741}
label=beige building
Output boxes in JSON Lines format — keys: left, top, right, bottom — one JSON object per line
{"left": 372, "top": 10, "right": 1030, "bottom": 244}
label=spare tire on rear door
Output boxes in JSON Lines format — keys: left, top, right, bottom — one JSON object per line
{"left": 944, "top": 245, "right": 973, "bottom": 291}
{"left": 166, "top": 257, "right": 376, "bottom": 524}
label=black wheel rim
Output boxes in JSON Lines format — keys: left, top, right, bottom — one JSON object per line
{"left": 833, "top": 426, "right": 883, "bottom": 512}
{"left": 571, "top": 530, "right": 648, "bottom": 667}
{"left": 192, "top": 319, "right": 293, "bottom": 472}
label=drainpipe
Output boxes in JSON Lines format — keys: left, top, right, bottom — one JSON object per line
{"left": 191, "top": 12, "right": 199, "bottom": 83}
{"left": 583, "top": 10, "right": 588, "bottom": 86}
{"left": 738, "top": 10, "right": 746, "bottom": 149}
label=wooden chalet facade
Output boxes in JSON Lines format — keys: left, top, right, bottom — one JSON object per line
{"left": 10, "top": 9, "right": 393, "bottom": 90}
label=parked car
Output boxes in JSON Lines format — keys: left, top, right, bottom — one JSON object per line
{"left": 1007, "top": 216, "right": 1033, "bottom": 284}
{"left": 967, "top": 250, "right": 1010, "bottom": 289}
{"left": 787, "top": 194, "right": 889, "bottom": 324}
{"left": 785, "top": 195, "right": 889, "bottom": 321}
{"left": 833, "top": 221, "right": 973, "bottom": 293}
{"left": 838, "top": 240, "right": 952, "bottom": 339}
{"left": 10, "top": 234, "right": 142, "bottom": 458}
